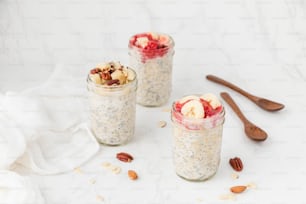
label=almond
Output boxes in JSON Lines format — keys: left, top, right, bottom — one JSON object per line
{"left": 128, "top": 170, "right": 138, "bottom": 180}
{"left": 230, "top": 185, "right": 247, "bottom": 193}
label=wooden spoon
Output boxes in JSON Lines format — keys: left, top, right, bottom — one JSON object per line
{"left": 220, "top": 92, "right": 268, "bottom": 141}
{"left": 206, "top": 75, "right": 284, "bottom": 112}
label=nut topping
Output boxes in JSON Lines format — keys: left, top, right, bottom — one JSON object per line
{"left": 116, "top": 152, "right": 133, "bottom": 162}
{"left": 230, "top": 185, "right": 247, "bottom": 193}
{"left": 128, "top": 170, "right": 138, "bottom": 180}
{"left": 229, "top": 157, "right": 243, "bottom": 171}
{"left": 100, "top": 72, "right": 111, "bottom": 80}
{"left": 90, "top": 68, "right": 100, "bottom": 74}
{"left": 107, "top": 79, "right": 120, "bottom": 86}
{"left": 88, "top": 62, "right": 135, "bottom": 86}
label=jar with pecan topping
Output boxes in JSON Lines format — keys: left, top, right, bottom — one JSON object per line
{"left": 87, "top": 62, "right": 137, "bottom": 145}
{"left": 128, "top": 32, "right": 175, "bottom": 107}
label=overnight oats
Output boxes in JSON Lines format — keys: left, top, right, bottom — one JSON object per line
{"left": 171, "top": 94, "right": 225, "bottom": 181}
{"left": 87, "top": 62, "right": 137, "bottom": 145}
{"left": 128, "top": 32, "right": 175, "bottom": 106}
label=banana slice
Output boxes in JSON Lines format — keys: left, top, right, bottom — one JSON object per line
{"left": 159, "top": 34, "right": 169, "bottom": 45}
{"left": 150, "top": 32, "right": 159, "bottom": 40}
{"left": 112, "top": 61, "right": 122, "bottom": 69}
{"left": 111, "top": 69, "right": 126, "bottom": 84}
{"left": 126, "top": 68, "right": 136, "bottom": 81}
{"left": 200, "top": 93, "right": 221, "bottom": 109}
{"left": 89, "top": 73, "right": 102, "bottom": 84}
{"left": 181, "top": 99, "right": 205, "bottom": 119}
{"left": 179, "top": 95, "right": 200, "bottom": 104}
{"left": 96, "top": 63, "right": 109, "bottom": 70}
{"left": 136, "top": 37, "right": 149, "bottom": 48}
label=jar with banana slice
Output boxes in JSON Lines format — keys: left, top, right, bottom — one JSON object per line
{"left": 87, "top": 62, "right": 137, "bottom": 145}
{"left": 171, "top": 94, "right": 225, "bottom": 181}
{"left": 128, "top": 32, "right": 175, "bottom": 107}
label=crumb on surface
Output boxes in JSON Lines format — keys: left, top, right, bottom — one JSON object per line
{"left": 158, "top": 120, "right": 167, "bottom": 128}
{"left": 162, "top": 107, "right": 171, "bottom": 112}
{"left": 73, "top": 167, "right": 83, "bottom": 174}
{"left": 96, "top": 195, "right": 104, "bottom": 202}
{"left": 231, "top": 172, "right": 239, "bottom": 179}
{"left": 219, "top": 193, "right": 236, "bottom": 201}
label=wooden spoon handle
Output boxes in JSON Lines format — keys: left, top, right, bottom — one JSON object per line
{"left": 206, "top": 75, "right": 256, "bottom": 101}
{"left": 220, "top": 92, "right": 249, "bottom": 124}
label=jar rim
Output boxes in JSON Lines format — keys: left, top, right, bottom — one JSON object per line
{"left": 128, "top": 32, "right": 175, "bottom": 52}
{"left": 87, "top": 68, "right": 137, "bottom": 90}
{"left": 171, "top": 98, "right": 225, "bottom": 130}
{"left": 171, "top": 102, "right": 225, "bottom": 123}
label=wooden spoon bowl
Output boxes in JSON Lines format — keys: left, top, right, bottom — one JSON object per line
{"left": 207, "top": 75, "right": 284, "bottom": 112}
{"left": 221, "top": 92, "right": 268, "bottom": 141}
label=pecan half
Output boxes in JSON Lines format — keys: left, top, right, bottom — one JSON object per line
{"left": 229, "top": 157, "right": 243, "bottom": 171}
{"left": 90, "top": 68, "right": 100, "bottom": 74}
{"left": 107, "top": 79, "right": 120, "bottom": 85}
{"left": 116, "top": 152, "right": 133, "bottom": 162}
{"left": 128, "top": 170, "right": 138, "bottom": 180}
{"left": 100, "top": 72, "right": 111, "bottom": 80}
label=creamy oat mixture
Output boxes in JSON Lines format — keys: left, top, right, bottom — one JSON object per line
{"left": 129, "top": 32, "right": 174, "bottom": 106}
{"left": 171, "top": 94, "right": 225, "bottom": 181}
{"left": 87, "top": 62, "right": 137, "bottom": 145}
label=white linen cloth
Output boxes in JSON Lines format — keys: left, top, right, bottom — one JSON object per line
{"left": 0, "top": 65, "right": 100, "bottom": 203}
{"left": 0, "top": 170, "right": 44, "bottom": 204}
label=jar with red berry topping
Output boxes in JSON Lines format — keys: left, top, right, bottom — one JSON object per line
{"left": 128, "top": 32, "right": 175, "bottom": 107}
{"left": 87, "top": 62, "right": 137, "bottom": 145}
{"left": 171, "top": 94, "right": 225, "bottom": 181}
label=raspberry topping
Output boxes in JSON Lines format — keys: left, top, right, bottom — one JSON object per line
{"left": 129, "top": 32, "right": 172, "bottom": 62}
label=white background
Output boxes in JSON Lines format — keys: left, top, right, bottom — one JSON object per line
{"left": 1, "top": 0, "right": 306, "bottom": 203}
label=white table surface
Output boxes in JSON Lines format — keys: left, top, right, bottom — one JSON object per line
{"left": 1, "top": 0, "right": 306, "bottom": 203}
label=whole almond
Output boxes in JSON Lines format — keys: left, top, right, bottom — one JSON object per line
{"left": 229, "top": 157, "right": 243, "bottom": 171}
{"left": 230, "top": 185, "right": 247, "bottom": 193}
{"left": 116, "top": 152, "right": 133, "bottom": 162}
{"left": 128, "top": 170, "right": 138, "bottom": 180}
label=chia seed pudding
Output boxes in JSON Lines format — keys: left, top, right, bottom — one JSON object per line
{"left": 128, "top": 32, "right": 175, "bottom": 107}
{"left": 171, "top": 94, "right": 225, "bottom": 181}
{"left": 87, "top": 62, "right": 137, "bottom": 145}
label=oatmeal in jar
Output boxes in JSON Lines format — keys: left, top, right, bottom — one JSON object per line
{"left": 128, "top": 32, "right": 175, "bottom": 107}
{"left": 87, "top": 62, "right": 137, "bottom": 145}
{"left": 171, "top": 94, "right": 225, "bottom": 181}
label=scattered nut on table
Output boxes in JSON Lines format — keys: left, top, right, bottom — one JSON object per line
{"left": 128, "top": 170, "right": 138, "bottom": 180}
{"left": 229, "top": 157, "right": 243, "bottom": 171}
{"left": 116, "top": 152, "right": 134, "bottom": 162}
{"left": 230, "top": 185, "right": 247, "bottom": 193}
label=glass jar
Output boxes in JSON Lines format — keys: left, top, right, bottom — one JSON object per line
{"left": 171, "top": 101, "right": 225, "bottom": 181}
{"left": 87, "top": 69, "right": 137, "bottom": 145}
{"left": 128, "top": 32, "right": 175, "bottom": 107}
